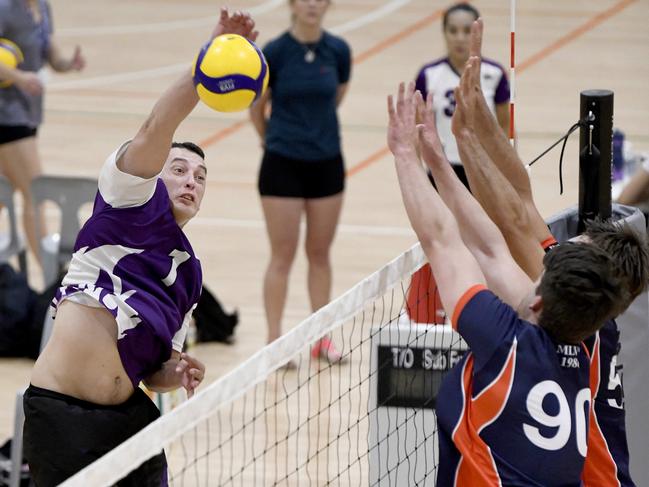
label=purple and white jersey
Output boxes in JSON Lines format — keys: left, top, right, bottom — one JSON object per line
{"left": 415, "top": 57, "right": 509, "bottom": 165}
{"left": 53, "top": 142, "right": 203, "bottom": 387}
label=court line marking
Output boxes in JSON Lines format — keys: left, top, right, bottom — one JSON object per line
{"left": 329, "top": 0, "right": 412, "bottom": 35}
{"left": 199, "top": 5, "right": 444, "bottom": 148}
{"left": 49, "top": 0, "right": 414, "bottom": 92}
{"left": 56, "top": 0, "right": 285, "bottom": 37}
{"left": 191, "top": 216, "right": 415, "bottom": 237}
{"left": 33, "top": 205, "right": 414, "bottom": 237}
{"left": 345, "top": 0, "right": 638, "bottom": 177}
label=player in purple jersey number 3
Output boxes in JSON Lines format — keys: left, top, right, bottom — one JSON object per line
{"left": 22, "top": 9, "right": 259, "bottom": 487}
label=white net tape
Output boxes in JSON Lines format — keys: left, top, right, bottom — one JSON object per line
{"left": 60, "top": 243, "right": 427, "bottom": 486}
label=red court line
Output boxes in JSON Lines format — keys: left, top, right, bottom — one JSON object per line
{"left": 345, "top": 0, "right": 637, "bottom": 177}
{"left": 199, "top": 7, "right": 446, "bottom": 149}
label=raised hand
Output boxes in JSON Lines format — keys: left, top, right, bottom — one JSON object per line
{"left": 416, "top": 92, "right": 446, "bottom": 166}
{"left": 211, "top": 7, "right": 258, "bottom": 42}
{"left": 175, "top": 352, "right": 206, "bottom": 398}
{"left": 469, "top": 18, "right": 484, "bottom": 59}
{"left": 387, "top": 81, "right": 422, "bottom": 155}
{"left": 452, "top": 56, "right": 481, "bottom": 136}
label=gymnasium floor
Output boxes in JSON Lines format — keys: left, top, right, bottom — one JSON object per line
{"left": 0, "top": 0, "right": 648, "bottom": 451}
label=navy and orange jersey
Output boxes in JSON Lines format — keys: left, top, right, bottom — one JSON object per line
{"left": 581, "top": 321, "right": 635, "bottom": 486}
{"left": 542, "top": 236, "right": 634, "bottom": 486}
{"left": 436, "top": 285, "right": 591, "bottom": 487}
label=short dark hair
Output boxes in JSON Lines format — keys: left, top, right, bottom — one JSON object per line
{"left": 584, "top": 219, "right": 649, "bottom": 307}
{"left": 443, "top": 3, "right": 480, "bottom": 30}
{"left": 172, "top": 141, "right": 205, "bottom": 160}
{"left": 538, "top": 243, "right": 625, "bottom": 343}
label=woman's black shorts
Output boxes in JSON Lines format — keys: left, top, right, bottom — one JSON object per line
{"left": 258, "top": 150, "right": 345, "bottom": 198}
{"left": 23, "top": 385, "right": 167, "bottom": 486}
{"left": 0, "top": 125, "right": 37, "bottom": 145}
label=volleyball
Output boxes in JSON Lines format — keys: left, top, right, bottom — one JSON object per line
{"left": 192, "top": 34, "right": 269, "bottom": 113}
{"left": 0, "top": 38, "right": 24, "bottom": 88}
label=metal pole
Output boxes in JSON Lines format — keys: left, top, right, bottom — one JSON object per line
{"left": 578, "top": 89, "right": 613, "bottom": 231}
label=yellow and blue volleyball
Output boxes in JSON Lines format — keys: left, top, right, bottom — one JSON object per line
{"left": 0, "top": 38, "right": 24, "bottom": 88}
{"left": 192, "top": 34, "right": 269, "bottom": 113}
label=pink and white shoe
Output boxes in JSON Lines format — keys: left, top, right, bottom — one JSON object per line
{"left": 311, "top": 337, "right": 344, "bottom": 364}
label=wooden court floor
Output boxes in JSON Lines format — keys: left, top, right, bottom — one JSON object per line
{"left": 0, "top": 0, "right": 648, "bottom": 462}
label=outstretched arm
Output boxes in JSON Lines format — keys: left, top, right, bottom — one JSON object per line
{"left": 418, "top": 91, "right": 534, "bottom": 306}
{"left": 467, "top": 20, "right": 551, "bottom": 247}
{"left": 617, "top": 163, "right": 649, "bottom": 206}
{"left": 120, "top": 8, "right": 258, "bottom": 178}
{"left": 388, "top": 82, "right": 486, "bottom": 320}
{"left": 453, "top": 50, "right": 551, "bottom": 279}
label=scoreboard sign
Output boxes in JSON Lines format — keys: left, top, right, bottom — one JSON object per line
{"left": 377, "top": 345, "right": 465, "bottom": 409}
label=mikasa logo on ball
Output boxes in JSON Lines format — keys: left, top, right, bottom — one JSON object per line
{"left": 219, "top": 79, "right": 235, "bottom": 92}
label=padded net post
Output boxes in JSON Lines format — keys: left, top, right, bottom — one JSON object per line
{"left": 578, "top": 89, "right": 613, "bottom": 231}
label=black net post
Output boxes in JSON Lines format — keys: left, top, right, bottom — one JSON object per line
{"left": 578, "top": 89, "right": 614, "bottom": 231}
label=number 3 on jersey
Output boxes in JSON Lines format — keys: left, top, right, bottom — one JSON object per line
{"left": 443, "top": 89, "right": 456, "bottom": 117}
{"left": 523, "top": 381, "right": 590, "bottom": 457}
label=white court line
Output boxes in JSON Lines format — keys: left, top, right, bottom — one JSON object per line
{"left": 48, "top": 62, "right": 191, "bottom": 91}
{"left": 49, "top": 0, "right": 413, "bottom": 92}
{"left": 56, "top": 0, "right": 285, "bottom": 37}
{"left": 32, "top": 206, "right": 414, "bottom": 238}
{"left": 191, "top": 216, "right": 415, "bottom": 237}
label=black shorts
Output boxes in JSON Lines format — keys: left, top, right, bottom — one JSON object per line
{"left": 427, "top": 164, "right": 471, "bottom": 191}
{"left": 258, "top": 150, "right": 345, "bottom": 198}
{"left": 23, "top": 385, "right": 167, "bottom": 487}
{"left": 0, "top": 125, "right": 37, "bottom": 145}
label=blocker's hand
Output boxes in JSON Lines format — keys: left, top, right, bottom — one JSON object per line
{"left": 176, "top": 352, "right": 206, "bottom": 398}
{"left": 211, "top": 7, "right": 259, "bottom": 43}
{"left": 469, "top": 18, "right": 484, "bottom": 58}
{"left": 417, "top": 92, "right": 446, "bottom": 165}
{"left": 387, "top": 81, "right": 423, "bottom": 155}
{"left": 451, "top": 56, "right": 481, "bottom": 137}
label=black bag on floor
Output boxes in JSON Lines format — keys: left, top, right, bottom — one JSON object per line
{"left": 193, "top": 285, "right": 238, "bottom": 344}
{"left": 0, "top": 263, "right": 38, "bottom": 358}
{"left": 0, "top": 264, "right": 61, "bottom": 359}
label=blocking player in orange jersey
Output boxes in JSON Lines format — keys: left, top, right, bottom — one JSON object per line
{"left": 449, "top": 19, "right": 649, "bottom": 487}
{"left": 389, "top": 79, "right": 624, "bottom": 486}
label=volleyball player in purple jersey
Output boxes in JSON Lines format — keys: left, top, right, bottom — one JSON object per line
{"left": 414, "top": 2, "right": 509, "bottom": 187}
{"left": 451, "top": 20, "right": 649, "bottom": 486}
{"left": 22, "top": 9, "right": 258, "bottom": 487}
{"left": 389, "top": 81, "right": 623, "bottom": 486}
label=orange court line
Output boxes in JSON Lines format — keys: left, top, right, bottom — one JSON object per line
{"left": 199, "top": 119, "right": 249, "bottom": 148}
{"left": 352, "top": 9, "right": 444, "bottom": 65}
{"left": 200, "top": 7, "right": 446, "bottom": 149}
{"left": 517, "top": 0, "right": 637, "bottom": 73}
{"left": 345, "top": 0, "right": 637, "bottom": 178}
{"left": 346, "top": 147, "right": 391, "bottom": 177}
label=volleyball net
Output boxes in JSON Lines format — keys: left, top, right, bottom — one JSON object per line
{"left": 60, "top": 243, "right": 467, "bottom": 486}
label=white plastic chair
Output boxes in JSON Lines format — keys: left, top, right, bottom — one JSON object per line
{"left": 0, "top": 177, "right": 27, "bottom": 274}
{"left": 30, "top": 175, "right": 97, "bottom": 287}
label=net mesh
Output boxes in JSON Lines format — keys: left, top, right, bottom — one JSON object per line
{"left": 60, "top": 243, "right": 465, "bottom": 487}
